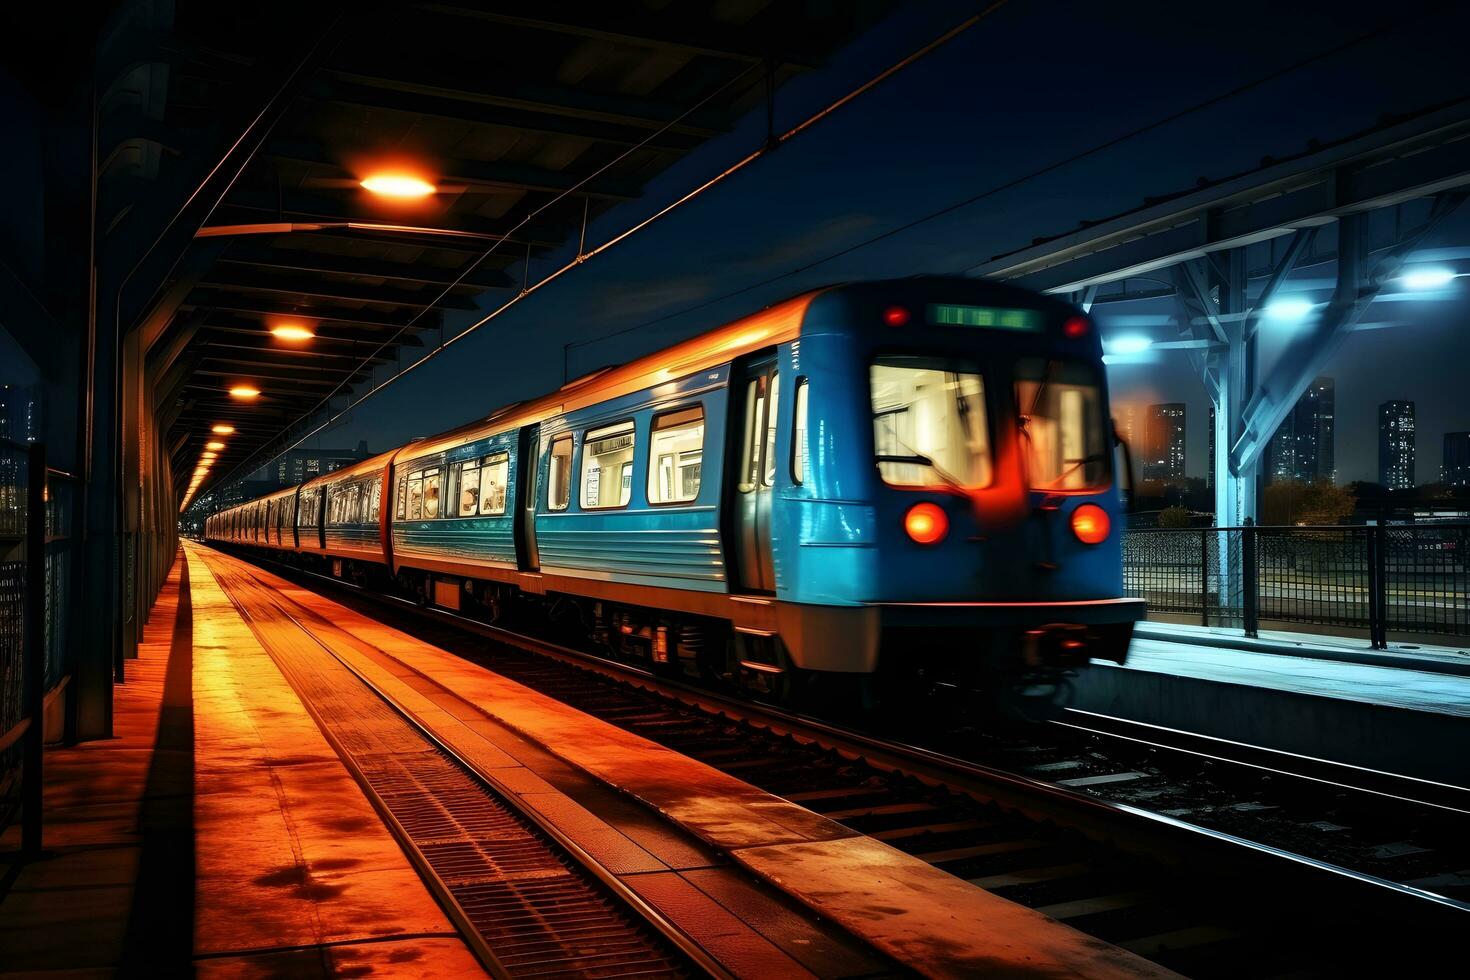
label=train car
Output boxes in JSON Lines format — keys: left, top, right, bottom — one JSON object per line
{"left": 303, "top": 452, "right": 393, "bottom": 576}
{"left": 207, "top": 277, "right": 1143, "bottom": 710}
{"left": 257, "top": 486, "right": 298, "bottom": 551}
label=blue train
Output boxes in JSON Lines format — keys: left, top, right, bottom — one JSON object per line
{"left": 205, "top": 278, "right": 1142, "bottom": 710}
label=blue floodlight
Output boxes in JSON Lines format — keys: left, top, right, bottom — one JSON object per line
{"left": 1263, "top": 297, "right": 1314, "bottom": 321}
{"left": 1104, "top": 334, "right": 1153, "bottom": 355}
{"left": 1399, "top": 266, "right": 1458, "bottom": 290}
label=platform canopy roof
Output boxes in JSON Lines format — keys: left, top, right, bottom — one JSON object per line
{"left": 100, "top": 1, "right": 893, "bottom": 504}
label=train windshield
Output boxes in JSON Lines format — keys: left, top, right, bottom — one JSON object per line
{"left": 1014, "top": 358, "right": 1109, "bottom": 490}
{"left": 870, "top": 357, "right": 992, "bottom": 488}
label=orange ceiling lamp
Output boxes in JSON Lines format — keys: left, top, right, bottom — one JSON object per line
{"left": 211, "top": 424, "right": 236, "bottom": 434}
{"left": 229, "top": 385, "right": 261, "bottom": 399}
{"left": 271, "top": 323, "right": 314, "bottom": 341}
{"left": 361, "top": 174, "right": 437, "bottom": 198}
{"left": 205, "top": 440, "right": 226, "bottom": 450}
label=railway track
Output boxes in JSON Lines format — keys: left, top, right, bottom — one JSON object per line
{"left": 221, "top": 546, "right": 1467, "bottom": 976}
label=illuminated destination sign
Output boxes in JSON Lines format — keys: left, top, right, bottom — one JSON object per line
{"left": 927, "top": 304, "right": 1043, "bottom": 331}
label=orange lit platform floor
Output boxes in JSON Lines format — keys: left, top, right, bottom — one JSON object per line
{"left": 3, "top": 542, "right": 1176, "bottom": 978}
{"left": 0, "top": 550, "right": 483, "bottom": 977}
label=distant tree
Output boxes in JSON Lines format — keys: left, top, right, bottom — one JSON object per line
{"left": 1263, "top": 480, "right": 1357, "bottom": 525}
{"left": 1158, "top": 504, "right": 1193, "bottom": 528}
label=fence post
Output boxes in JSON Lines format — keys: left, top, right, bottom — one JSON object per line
{"left": 1242, "top": 519, "right": 1259, "bottom": 637}
{"left": 1199, "top": 528, "right": 1209, "bottom": 626}
{"left": 1367, "top": 524, "right": 1388, "bottom": 649}
{"left": 22, "top": 442, "right": 46, "bottom": 857}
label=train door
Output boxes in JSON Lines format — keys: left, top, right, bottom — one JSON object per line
{"left": 733, "top": 355, "right": 779, "bottom": 592}
{"left": 517, "top": 425, "right": 541, "bottom": 571}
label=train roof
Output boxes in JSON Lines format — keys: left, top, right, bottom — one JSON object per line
{"left": 395, "top": 290, "right": 820, "bottom": 462}
{"left": 213, "top": 276, "right": 1084, "bottom": 507}
{"left": 299, "top": 449, "right": 397, "bottom": 491}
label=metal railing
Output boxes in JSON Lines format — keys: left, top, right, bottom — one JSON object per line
{"left": 0, "top": 439, "right": 74, "bottom": 854}
{"left": 1123, "top": 523, "right": 1469, "bottom": 646}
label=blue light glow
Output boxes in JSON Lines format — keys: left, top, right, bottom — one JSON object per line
{"left": 1104, "top": 334, "right": 1153, "bottom": 355}
{"left": 1263, "top": 297, "right": 1314, "bottom": 321}
{"left": 1399, "top": 266, "right": 1458, "bottom": 290}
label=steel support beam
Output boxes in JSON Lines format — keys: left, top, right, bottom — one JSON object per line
{"left": 1233, "top": 193, "right": 1467, "bottom": 474}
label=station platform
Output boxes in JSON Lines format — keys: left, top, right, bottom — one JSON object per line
{"left": 0, "top": 549, "right": 484, "bottom": 977}
{"left": 1077, "top": 624, "right": 1470, "bottom": 786}
{"left": 2, "top": 544, "right": 1170, "bottom": 979}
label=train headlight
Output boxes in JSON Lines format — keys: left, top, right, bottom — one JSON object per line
{"left": 1070, "top": 503, "right": 1110, "bottom": 545}
{"left": 904, "top": 502, "right": 948, "bottom": 545}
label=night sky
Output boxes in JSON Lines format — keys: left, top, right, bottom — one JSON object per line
{"left": 254, "top": 0, "right": 1470, "bottom": 492}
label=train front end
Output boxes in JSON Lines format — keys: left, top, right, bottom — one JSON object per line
{"left": 788, "top": 279, "right": 1143, "bottom": 711}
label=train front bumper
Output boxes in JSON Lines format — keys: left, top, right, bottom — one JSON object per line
{"left": 872, "top": 596, "right": 1145, "bottom": 667}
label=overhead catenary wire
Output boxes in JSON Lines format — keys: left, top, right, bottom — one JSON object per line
{"left": 567, "top": 9, "right": 1443, "bottom": 356}
{"left": 208, "top": 1, "right": 1013, "bottom": 498}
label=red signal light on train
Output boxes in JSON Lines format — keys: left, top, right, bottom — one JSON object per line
{"left": 1070, "top": 503, "right": 1110, "bottom": 545}
{"left": 1063, "top": 316, "right": 1090, "bottom": 338}
{"left": 883, "top": 305, "right": 911, "bottom": 327}
{"left": 904, "top": 502, "right": 948, "bottom": 545}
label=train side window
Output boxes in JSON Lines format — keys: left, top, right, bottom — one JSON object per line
{"left": 458, "top": 458, "right": 481, "bottom": 516}
{"left": 369, "top": 481, "right": 381, "bottom": 521}
{"left": 792, "top": 378, "right": 809, "bottom": 484}
{"left": 763, "top": 374, "right": 780, "bottom": 487}
{"left": 738, "top": 379, "right": 763, "bottom": 493}
{"left": 396, "top": 474, "right": 407, "bottom": 519}
{"left": 422, "top": 468, "right": 442, "bottom": 518}
{"left": 581, "top": 421, "right": 635, "bottom": 508}
{"left": 407, "top": 470, "right": 424, "bottom": 520}
{"left": 480, "top": 452, "right": 509, "bottom": 515}
{"left": 648, "top": 406, "right": 704, "bottom": 504}
{"left": 548, "top": 434, "right": 573, "bottom": 511}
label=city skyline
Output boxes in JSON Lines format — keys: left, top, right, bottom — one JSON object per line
{"left": 1127, "top": 381, "right": 1456, "bottom": 490}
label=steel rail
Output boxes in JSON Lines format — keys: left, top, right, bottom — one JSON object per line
{"left": 1054, "top": 707, "right": 1470, "bottom": 817}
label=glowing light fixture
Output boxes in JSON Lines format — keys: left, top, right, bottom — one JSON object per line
{"left": 1263, "top": 297, "right": 1313, "bottom": 321}
{"left": 883, "top": 305, "right": 911, "bottom": 327}
{"left": 205, "top": 440, "right": 226, "bottom": 450}
{"left": 212, "top": 424, "right": 236, "bottom": 434}
{"left": 904, "top": 502, "right": 949, "bottom": 545}
{"left": 271, "top": 323, "right": 315, "bottom": 341}
{"left": 1400, "top": 266, "right": 1457, "bottom": 290}
{"left": 361, "top": 174, "right": 436, "bottom": 198}
{"left": 1063, "top": 316, "right": 1090, "bottom": 338}
{"left": 229, "top": 385, "right": 261, "bottom": 399}
{"left": 1104, "top": 334, "right": 1152, "bottom": 355}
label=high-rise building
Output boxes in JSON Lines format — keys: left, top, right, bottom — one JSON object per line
{"left": 1377, "top": 400, "right": 1415, "bottom": 490}
{"left": 1206, "top": 405, "right": 1215, "bottom": 490}
{"left": 0, "top": 383, "right": 39, "bottom": 443}
{"left": 1445, "top": 432, "right": 1470, "bottom": 488}
{"left": 1114, "top": 403, "right": 1138, "bottom": 451}
{"left": 0, "top": 384, "right": 40, "bottom": 519}
{"left": 1265, "top": 376, "right": 1335, "bottom": 484}
{"left": 272, "top": 440, "right": 372, "bottom": 487}
{"left": 1144, "top": 403, "right": 1186, "bottom": 481}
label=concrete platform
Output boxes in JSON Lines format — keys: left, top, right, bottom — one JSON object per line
{"left": 192, "top": 543, "right": 1172, "bottom": 979}
{"left": 0, "top": 550, "right": 484, "bottom": 978}
{"left": 1135, "top": 621, "right": 1470, "bottom": 676}
{"left": 1077, "top": 626, "right": 1470, "bottom": 785}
